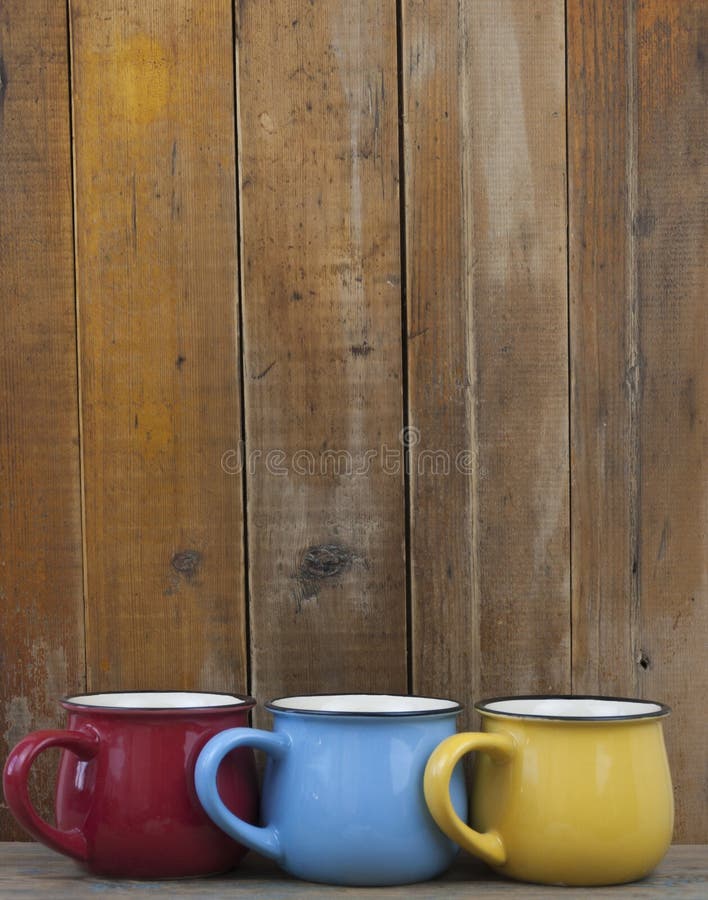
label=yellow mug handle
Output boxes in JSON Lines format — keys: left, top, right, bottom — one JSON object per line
{"left": 424, "top": 731, "right": 515, "bottom": 867}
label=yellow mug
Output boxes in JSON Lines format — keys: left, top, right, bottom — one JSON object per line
{"left": 424, "top": 695, "right": 673, "bottom": 886}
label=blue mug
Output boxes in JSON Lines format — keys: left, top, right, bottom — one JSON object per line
{"left": 195, "top": 693, "right": 466, "bottom": 886}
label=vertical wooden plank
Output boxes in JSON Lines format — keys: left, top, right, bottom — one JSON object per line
{"left": 70, "top": 1, "right": 247, "bottom": 690}
{"left": 568, "top": 0, "right": 637, "bottom": 694}
{"left": 0, "top": 2, "right": 85, "bottom": 838}
{"left": 635, "top": 0, "right": 707, "bottom": 843}
{"left": 237, "top": 0, "right": 407, "bottom": 703}
{"left": 400, "top": 1, "right": 478, "bottom": 716}
{"left": 569, "top": 0, "right": 707, "bottom": 840}
{"left": 403, "top": 0, "right": 570, "bottom": 722}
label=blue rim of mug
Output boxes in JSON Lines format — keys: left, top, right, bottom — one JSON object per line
{"left": 265, "top": 693, "right": 464, "bottom": 717}
{"left": 60, "top": 690, "right": 256, "bottom": 714}
{"left": 475, "top": 694, "right": 671, "bottom": 722}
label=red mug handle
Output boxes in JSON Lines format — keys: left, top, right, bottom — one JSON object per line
{"left": 3, "top": 728, "right": 100, "bottom": 861}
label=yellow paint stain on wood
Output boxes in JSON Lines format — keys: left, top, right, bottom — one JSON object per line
{"left": 113, "top": 34, "right": 173, "bottom": 123}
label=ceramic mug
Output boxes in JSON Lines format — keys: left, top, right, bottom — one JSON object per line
{"left": 195, "top": 693, "right": 467, "bottom": 886}
{"left": 424, "top": 695, "right": 673, "bottom": 886}
{"left": 3, "top": 691, "right": 259, "bottom": 878}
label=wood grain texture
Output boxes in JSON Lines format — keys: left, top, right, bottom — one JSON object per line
{"left": 403, "top": 0, "right": 570, "bottom": 723}
{"left": 70, "top": 0, "right": 247, "bottom": 691}
{"left": 236, "top": 0, "right": 407, "bottom": 705}
{"left": 1, "top": 0, "right": 705, "bottom": 849}
{"left": 568, "top": 0, "right": 707, "bottom": 841}
{"left": 0, "top": 843, "right": 705, "bottom": 898}
{"left": 634, "top": 0, "right": 707, "bottom": 843}
{"left": 568, "top": 0, "right": 638, "bottom": 696}
{"left": 0, "top": 1, "right": 85, "bottom": 839}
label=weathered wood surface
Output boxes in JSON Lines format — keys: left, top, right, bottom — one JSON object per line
{"left": 632, "top": 0, "right": 707, "bottom": 845}
{"left": 403, "top": 0, "right": 570, "bottom": 727}
{"left": 70, "top": 0, "right": 247, "bottom": 691}
{"left": 0, "top": 1, "right": 85, "bottom": 839}
{"left": 568, "top": 0, "right": 639, "bottom": 699}
{"left": 1, "top": 0, "right": 706, "bottom": 845}
{"left": 236, "top": 0, "right": 407, "bottom": 710}
{"left": 0, "top": 843, "right": 705, "bottom": 899}
{"left": 568, "top": 0, "right": 708, "bottom": 840}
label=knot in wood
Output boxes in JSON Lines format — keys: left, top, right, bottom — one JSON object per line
{"left": 297, "top": 544, "right": 353, "bottom": 581}
{"left": 171, "top": 549, "right": 202, "bottom": 579}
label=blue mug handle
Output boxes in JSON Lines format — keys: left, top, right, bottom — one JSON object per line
{"left": 195, "top": 728, "right": 291, "bottom": 863}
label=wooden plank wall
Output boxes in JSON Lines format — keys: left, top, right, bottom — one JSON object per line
{"left": 1, "top": 0, "right": 705, "bottom": 841}
{"left": 0, "top": 0, "right": 85, "bottom": 839}
{"left": 235, "top": 0, "right": 407, "bottom": 711}
{"left": 402, "top": 0, "right": 569, "bottom": 731}
{"left": 568, "top": 0, "right": 707, "bottom": 842}
{"left": 70, "top": 0, "right": 247, "bottom": 691}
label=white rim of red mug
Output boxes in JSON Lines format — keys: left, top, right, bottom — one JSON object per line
{"left": 60, "top": 691, "right": 256, "bottom": 714}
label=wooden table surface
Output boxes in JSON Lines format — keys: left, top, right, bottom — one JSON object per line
{"left": 0, "top": 844, "right": 705, "bottom": 899}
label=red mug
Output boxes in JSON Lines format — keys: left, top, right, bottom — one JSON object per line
{"left": 2, "top": 691, "right": 259, "bottom": 878}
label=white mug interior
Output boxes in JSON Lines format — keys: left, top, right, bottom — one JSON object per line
{"left": 65, "top": 691, "right": 247, "bottom": 709}
{"left": 268, "top": 694, "right": 460, "bottom": 715}
{"left": 478, "top": 696, "right": 666, "bottom": 720}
